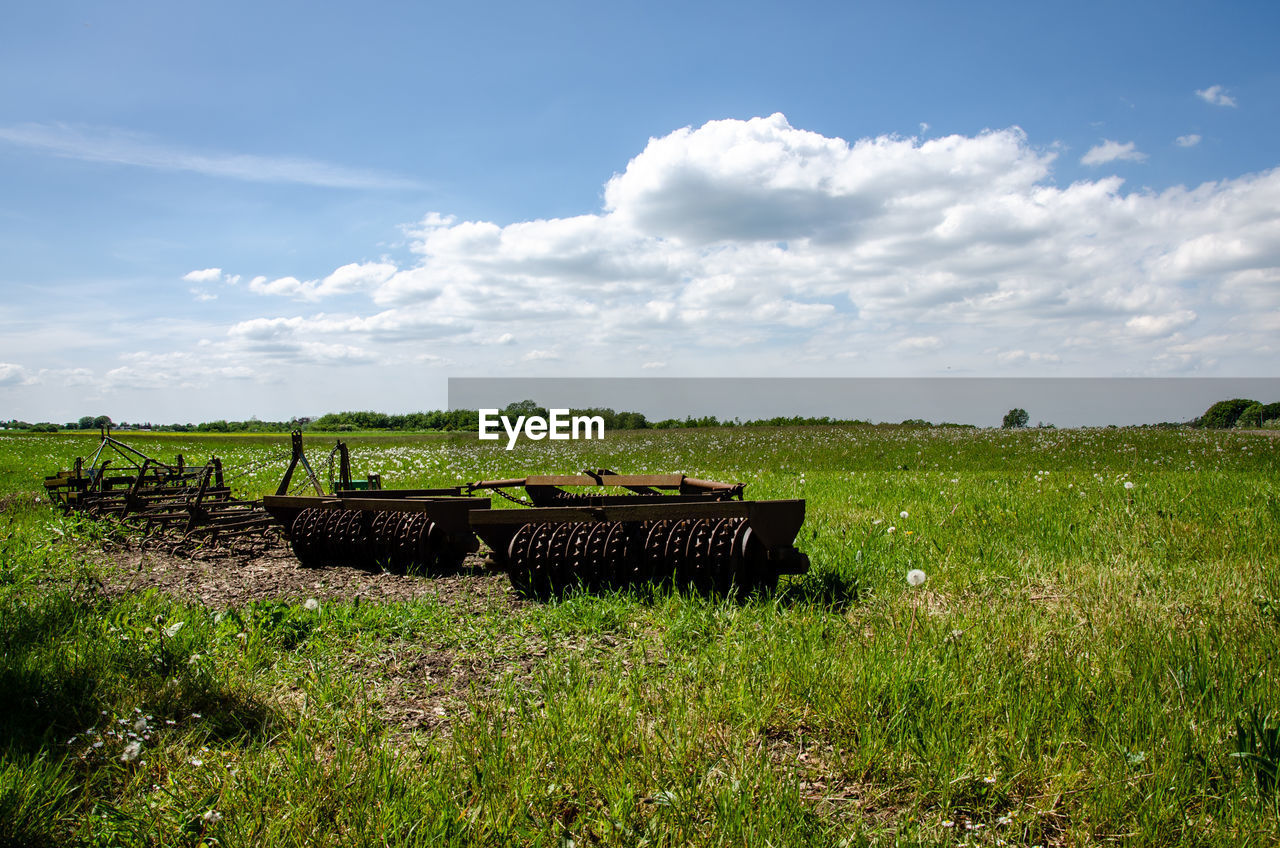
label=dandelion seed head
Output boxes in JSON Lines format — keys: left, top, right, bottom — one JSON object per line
{"left": 121, "top": 741, "right": 142, "bottom": 762}
{"left": 900, "top": 510, "right": 909, "bottom": 519}
{"left": 907, "top": 569, "right": 927, "bottom": 586}
{"left": 303, "top": 598, "right": 320, "bottom": 611}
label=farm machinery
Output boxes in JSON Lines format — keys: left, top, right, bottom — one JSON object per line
{"left": 262, "top": 471, "right": 809, "bottom": 595}
{"left": 46, "top": 432, "right": 810, "bottom": 595}
{"left": 42, "top": 429, "right": 356, "bottom": 552}
{"left": 43, "top": 430, "right": 277, "bottom": 550}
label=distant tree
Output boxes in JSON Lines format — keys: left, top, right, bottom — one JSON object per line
{"left": 1198, "top": 399, "right": 1257, "bottom": 429}
{"left": 1002, "top": 408, "right": 1030, "bottom": 429}
{"left": 502, "top": 399, "right": 548, "bottom": 419}
{"left": 1260, "top": 402, "right": 1280, "bottom": 425}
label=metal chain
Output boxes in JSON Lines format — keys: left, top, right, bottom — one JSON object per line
{"left": 488, "top": 486, "right": 535, "bottom": 507}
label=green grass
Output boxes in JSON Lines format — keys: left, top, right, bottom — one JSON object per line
{"left": 1, "top": 426, "right": 1278, "bottom": 845}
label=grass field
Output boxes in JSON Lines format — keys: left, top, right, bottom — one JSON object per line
{"left": 2, "top": 426, "right": 1279, "bottom": 846}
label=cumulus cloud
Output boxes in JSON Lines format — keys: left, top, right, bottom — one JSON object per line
{"left": 1175, "top": 134, "right": 1202, "bottom": 148}
{"left": 183, "top": 268, "right": 240, "bottom": 299}
{"left": 1196, "top": 85, "right": 1237, "bottom": 107}
{"left": 68, "top": 113, "right": 1280, "bottom": 384}
{"left": 247, "top": 262, "right": 397, "bottom": 301}
{"left": 1081, "top": 139, "right": 1147, "bottom": 166}
{"left": 1126, "top": 311, "right": 1197, "bottom": 337}
{"left": 0, "top": 362, "right": 35, "bottom": 386}
{"left": 891, "top": 336, "right": 944, "bottom": 354}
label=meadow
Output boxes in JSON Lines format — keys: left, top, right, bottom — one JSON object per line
{"left": 1, "top": 425, "right": 1278, "bottom": 846}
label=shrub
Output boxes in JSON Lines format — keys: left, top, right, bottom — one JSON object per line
{"left": 1199, "top": 398, "right": 1258, "bottom": 429}
{"left": 1238, "top": 403, "right": 1265, "bottom": 428}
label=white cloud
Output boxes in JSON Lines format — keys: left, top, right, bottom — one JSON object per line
{"left": 183, "top": 268, "right": 223, "bottom": 283}
{"left": 1126, "top": 311, "right": 1197, "bottom": 337}
{"left": 53, "top": 113, "right": 1280, "bottom": 387}
{"left": 995, "top": 350, "right": 1061, "bottom": 365}
{"left": 1196, "top": 85, "right": 1237, "bottom": 107}
{"left": 1081, "top": 139, "right": 1147, "bottom": 166}
{"left": 1175, "top": 134, "right": 1202, "bottom": 148}
{"left": 0, "top": 362, "right": 35, "bottom": 386}
{"left": 891, "top": 336, "right": 944, "bottom": 354}
{"left": 0, "top": 123, "right": 421, "bottom": 189}
{"left": 247, "top": 262, "right": 397, "bottom": 300}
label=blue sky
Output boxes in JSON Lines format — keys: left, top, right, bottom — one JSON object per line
{"left": 2, "top": 1, "right": 1278, "bottom": 423}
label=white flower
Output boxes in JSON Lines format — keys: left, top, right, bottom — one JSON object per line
{"left": 900, "top": 510, "right": 909, "bottom": 519}
{"left": 190, "top": 757, "right": 203, "bottom": 767}
{"left": 202, "top": 809, "right": 222, "bottom": 824}
{"left": 303, "top": 598, "right": 320, "bottom": 611}
{"left": 887, "top": 526, "right": 895, "bottom": 534}
{"left": 1123, "top": 481, "right": 1134, "bottom": 490}
{"left": 121, "top": 741, "right": 142, "bottom": 762}
{"left": 907, "top": 569, "right": 927, "bottom": 586}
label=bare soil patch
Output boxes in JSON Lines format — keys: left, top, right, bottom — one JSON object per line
{"left": 102, "top": 543, "right": 518, "bottom": 614}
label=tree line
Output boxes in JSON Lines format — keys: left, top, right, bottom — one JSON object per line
{"left": 6, "top": 398, "right": 1275, "bottom": 433}
{"left": 1196, "top": 398, "right": 1280, "bottom": 429}
{"left": 1, "top": 402, "right": 977, "bottom": 434}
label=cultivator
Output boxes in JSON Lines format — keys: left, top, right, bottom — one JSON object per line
{"left": 43, "top": 430, "right": 324, "bottom": 552}
{"left": 262, "top": 471, "right": 808, "bottom": 595}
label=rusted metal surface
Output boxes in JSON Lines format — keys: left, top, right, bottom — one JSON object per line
{"left": 45, "top": 430, "right": 282, "bottom": 553}
{"left": 261, "top": 493, "right": 490, "bottom": 573}
{"left": 269, "top": 468, "right": 807, "bottom": 595}
{"left": 47, "top": 438, "right": 809, "bottom": 597}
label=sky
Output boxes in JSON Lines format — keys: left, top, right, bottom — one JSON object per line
{"left": 2, "top": 0, "right": 1279, "bottom": 424}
